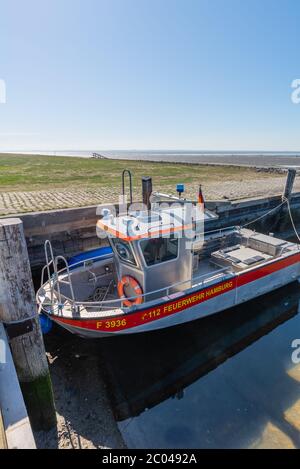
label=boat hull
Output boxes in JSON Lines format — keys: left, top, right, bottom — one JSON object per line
{"left": 48, "top": 252, "right": 300, "bottom": 338}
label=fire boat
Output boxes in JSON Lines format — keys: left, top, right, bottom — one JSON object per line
{"left": 37, "top": 173, "right": 300, "bottom": 338}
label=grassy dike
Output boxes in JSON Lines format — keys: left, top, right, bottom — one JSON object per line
{"left": 0, "top": 152, "right": 271, "bottom": 192}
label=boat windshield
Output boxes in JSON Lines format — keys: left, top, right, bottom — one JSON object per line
{"left": 140, "top": 236, "right": 178, "bottom": 266}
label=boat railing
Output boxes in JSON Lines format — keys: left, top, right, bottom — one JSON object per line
{"left": 84, "top": 264, "right": 230, "bottom": 309}
{"left": 41, "top": 240, "right": 56, "bottom": 305}
{"left": 39, "top": 253, "right": 231, "bottom": 311}
{"left": 203, "top": 225, "right": 240, "bottom": 238}
{"left": 147, "top": 222, "right": 175, "bottom": 233}
{"left": 54, "top": 255, "right": 75, "bottom": 304}
{"left": 40, "top": 241, "right": 75, "bottom": 307}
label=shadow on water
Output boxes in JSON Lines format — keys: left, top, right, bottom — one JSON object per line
{"left": 99, "top": 282, "right": 300, "bottom": 448}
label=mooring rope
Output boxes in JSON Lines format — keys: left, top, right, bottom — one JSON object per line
{"left": 237, "top": 195, "right": 300, "bottom": 243}
{"left": 282, "top": 196, "right": 300, "bottom": 243}
{"left": 240, "top": 199, "right": 287, "bottom": 229}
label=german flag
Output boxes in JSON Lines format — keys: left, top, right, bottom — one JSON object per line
{"left": 198, "top": 184, "right": 205, "bottom": 206}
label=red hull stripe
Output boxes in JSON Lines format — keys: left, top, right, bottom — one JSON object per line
{"left": 53, "top": 252, "right": 300, "bottom": 333}
{"left": 237, "top": 252, "right": 300, "bottom": 286}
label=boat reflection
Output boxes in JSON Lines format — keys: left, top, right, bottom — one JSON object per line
{"left": 100, "top": 282, "right": 300, "bottom": 421}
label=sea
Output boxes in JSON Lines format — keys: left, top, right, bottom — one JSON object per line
{"left": 7, "top": 150, "right": 300, "bottom": 168}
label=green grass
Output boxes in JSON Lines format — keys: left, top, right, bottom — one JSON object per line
{"left": 0, "top": 153, "right": 276, "bottom": 192}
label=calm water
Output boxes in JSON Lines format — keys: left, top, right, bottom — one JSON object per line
{"left": 100, "top": 282, "right": 300, "bottom": 448}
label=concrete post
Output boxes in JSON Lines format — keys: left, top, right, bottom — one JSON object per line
{"left": 0, "top": 218, "right": 56, "bottom": 430}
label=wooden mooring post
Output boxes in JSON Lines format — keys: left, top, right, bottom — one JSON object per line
{"left": 282, "top": 168, "right": 296, "bottom": 202}
{"left": 0, "top": 218, "right": 56, "bottom": 431}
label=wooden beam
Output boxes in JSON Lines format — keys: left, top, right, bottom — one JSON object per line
{"left": 0, "top": 218, "right": 56, "bottom": 431}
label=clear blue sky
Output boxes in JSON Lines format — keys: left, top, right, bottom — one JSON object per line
{"left": 0, "top": 0, "right": 300, "bottom": 152}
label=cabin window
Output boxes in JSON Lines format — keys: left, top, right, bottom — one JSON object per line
{"left": 111, "top": 239, "right": 136, "bottom": 265}
{"left": 140, "top": 236, "right": 178, "bottom": 266}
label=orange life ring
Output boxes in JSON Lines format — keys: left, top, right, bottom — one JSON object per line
{"left": 117, "top": 275, "right": 143, "bottom": 307}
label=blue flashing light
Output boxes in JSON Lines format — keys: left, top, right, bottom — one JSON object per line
{"left": 176, "top": 183, "right": 185, "bottom": 194}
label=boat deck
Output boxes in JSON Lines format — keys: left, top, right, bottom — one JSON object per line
{"left": 192, "top": 260, "right": 232, "bottom": 288}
